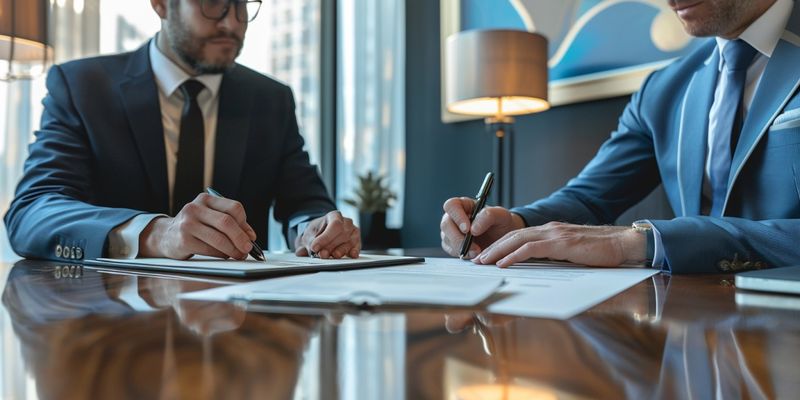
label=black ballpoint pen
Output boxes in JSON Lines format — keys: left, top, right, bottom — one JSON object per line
{"left": 205, "top": 187, "right": 267, "bottom": 262}
{"left": 459, "top": 172, "right": 494, "bottom": 259}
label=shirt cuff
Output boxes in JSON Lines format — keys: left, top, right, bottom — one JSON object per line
{"left": 287, "top": 214, "right": 323, "bottom": 249}
{"left": 642, "top": 219, "right": 667, "bottom": 270}
{"left": 107, "top": 214, "right": 166, "bottom": 259}
{"left": 296, "top": 221, "right": 311, "bottom": 239}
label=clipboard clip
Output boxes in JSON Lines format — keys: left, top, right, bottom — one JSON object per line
{"left": 227, "top": 290, "right": 384, "bottom": 309}
{"left": 346, "top": 291, "right": 383, "bottom": 307}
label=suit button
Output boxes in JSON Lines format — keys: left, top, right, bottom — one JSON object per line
{"left": 70, "top": 247, "right": 77, "bottom": 259}
{"left": 75, "top": 247, "right": 83, "bottom": 260}
{"left": 55, "top": 244, "right": 63, "bottom": 258}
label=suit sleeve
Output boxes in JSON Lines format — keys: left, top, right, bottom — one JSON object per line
{"left": 3, "top": 65, "right": 145, "bottom": 261}
{"left": 271, "top": 86, "right": 336, "bottom": 244}
{"left": 510, "top": 76, "right": 662, "bottom": 227}
{"left": 649, "top": 217, "right": 800, "bottom": 273}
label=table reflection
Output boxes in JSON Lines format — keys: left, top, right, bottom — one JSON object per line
{"left": 2, "top": 260, "right": 319, "bottom": 400}
{"left": 407, "top": 275, "right": 800, "bottom": 400}
{"left": 3, "top": 261, "right": 800, "bottom": 400}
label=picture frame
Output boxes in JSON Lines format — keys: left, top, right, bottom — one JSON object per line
{"left": 441, "top": 0, "right": 704, "bottom": 123}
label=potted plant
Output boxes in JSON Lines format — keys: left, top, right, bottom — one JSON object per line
{"left": 344, "top": 171, "right": 397, "bottom": 248}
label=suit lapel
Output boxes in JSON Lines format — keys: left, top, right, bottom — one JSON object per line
{"left": 119, "top": 42, "right": 169, "bottom": 213}
{"left": 725, "top": 5, "right": 800, "bottom": 210}
{"left": 678, "top": 50, "right": 719, "bottom": 216}
{"left": 212, "top": 66, "right": 253, "bottom": 197}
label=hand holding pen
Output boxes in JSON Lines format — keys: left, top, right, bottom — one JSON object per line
{"left": 138, "top": 188, "right": 265, "bottom": 261}
{"left": 205, "top": 188, "right": 266, "bottom": 261}
{"left": 439, "top": 172, "right": 527, "bottom": 260}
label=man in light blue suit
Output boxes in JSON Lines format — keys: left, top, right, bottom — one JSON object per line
{"left": 441, "top": 0, "right": 800, "bottom": 273}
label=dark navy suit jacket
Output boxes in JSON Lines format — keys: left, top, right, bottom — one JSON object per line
{"left": 512, "top": 6, "right": 800, "bottom": 273}
{"left": 4, "top": 41, "right": 335, "bottom": 261}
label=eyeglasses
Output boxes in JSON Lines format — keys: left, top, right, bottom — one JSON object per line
{"left": 199, "top": 0, "right": 262, "bottom": 23}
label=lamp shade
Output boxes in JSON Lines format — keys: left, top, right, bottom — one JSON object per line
{"left": 1, "top": 0, "right": 52, "bottom": 79}
{"left": 446, "top": 29, "right": 549, "bottom": 117}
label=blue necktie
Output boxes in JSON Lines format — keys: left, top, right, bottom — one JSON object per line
{"left": 708, "top": 40, "right": 758, "bottom": 217}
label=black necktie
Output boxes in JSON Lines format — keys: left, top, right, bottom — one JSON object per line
{"left": 172, "top": 79, "right": 206, "bottom": 215}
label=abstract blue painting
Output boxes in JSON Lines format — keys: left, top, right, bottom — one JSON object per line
{"left": 459, "top": 0, "right": 705, "bottom": 81}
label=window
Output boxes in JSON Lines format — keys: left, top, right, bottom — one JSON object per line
{"left": 336, "top": 0, "right": 405, "bottom": 229}
{"left": 98, "top": 1, "right": 160, "bottom": 54}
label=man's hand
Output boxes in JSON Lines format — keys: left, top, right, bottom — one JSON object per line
{"left": 139, "top": 193, "right": 257, "bottom": 260}
{"left": 473, "top": 222, "right": 647, "bottom": 268}
{"left": 440, "top": 197, "right": 526, "bottom": 259}
{"left": 294, "top": 211, "right": 360, "bottom": 259}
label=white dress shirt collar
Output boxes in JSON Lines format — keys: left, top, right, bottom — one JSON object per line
{"left": 148, "top": 35, "right": 224, "bottom": 99}
{"left": 715, "top": 0, "right": 794, "bottom": 68}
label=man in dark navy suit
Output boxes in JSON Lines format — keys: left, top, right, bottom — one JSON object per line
{"left": 441, "top": 0, "right": 800, "bottom": 273}
{"left": 4, "top": 0, "right": 360, "bottom": 261}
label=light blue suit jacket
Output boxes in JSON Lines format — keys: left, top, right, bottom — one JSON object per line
{"left": 512, "top": 6, "right": 800, "bottom": 273}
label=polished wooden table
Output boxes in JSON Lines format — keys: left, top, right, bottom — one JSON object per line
{"left": 1, "top": 252, "right": 799, "bottom": 400}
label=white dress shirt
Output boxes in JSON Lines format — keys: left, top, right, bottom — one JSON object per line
{"left": 108, "top": 37, "right": 224, "bottom": 258}
{"left": 649, "top": 0, "right": 793, "bottom": 269}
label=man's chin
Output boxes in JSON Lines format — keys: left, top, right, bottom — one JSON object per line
{"left": 193, "top": 53, "right": 238, "bottom": 74}
{"left": 194, "top": 61, "right": 235, "bottom": 74}
{"left": 173, "top": 48, "right": 235, "bottom": 75}
{"left": 680, "top": 24, "right": 718, "bottom": 37}
{"left": 676, "top": 19, "right": 718, "bottom": 37}
{"left": 195, "top": 51, "right": 239, "bottom": 73}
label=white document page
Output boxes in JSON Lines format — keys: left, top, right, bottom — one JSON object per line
{"left": 180, "top": 269, "right": 505, "bottom": 307}
{"left": 378, "top": 258, "right": 659, "bottom": 319}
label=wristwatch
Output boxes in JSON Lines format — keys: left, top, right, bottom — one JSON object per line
{"left": 631, "top": 221, "right": 654, "bottom": 264}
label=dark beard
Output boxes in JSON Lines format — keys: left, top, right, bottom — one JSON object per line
{"left": 171, "top": 36, "right": 239, "bottom": 74}
{"left": 165, "top": 5, "right": 242, "bottom": 74}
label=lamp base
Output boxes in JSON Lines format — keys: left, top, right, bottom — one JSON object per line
{"left": 485, "top": 120, "right": 515, "bottom": 208}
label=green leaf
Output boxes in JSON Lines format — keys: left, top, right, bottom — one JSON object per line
{"left": 343, "top": 170, "right": 397, "bottom": 213}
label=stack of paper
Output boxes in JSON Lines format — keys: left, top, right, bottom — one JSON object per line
{"left": 180, "top": 257, "right": 658, "bottom": 319}
{"left": 180, "top": 269, "right": 505, "bottom": 307}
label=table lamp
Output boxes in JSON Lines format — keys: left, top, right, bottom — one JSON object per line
{"left": 0, "top": 0, "right": 53, "bottom": 80}
{"left": 446, "top": 29, "right": 549, "bottom": 207}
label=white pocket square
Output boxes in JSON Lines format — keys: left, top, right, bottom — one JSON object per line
{"left": 773, "top": 107, "right": 800, "bottom": 125}
{"left": 770, "top": 117, "right": 800, "bottom": 131}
